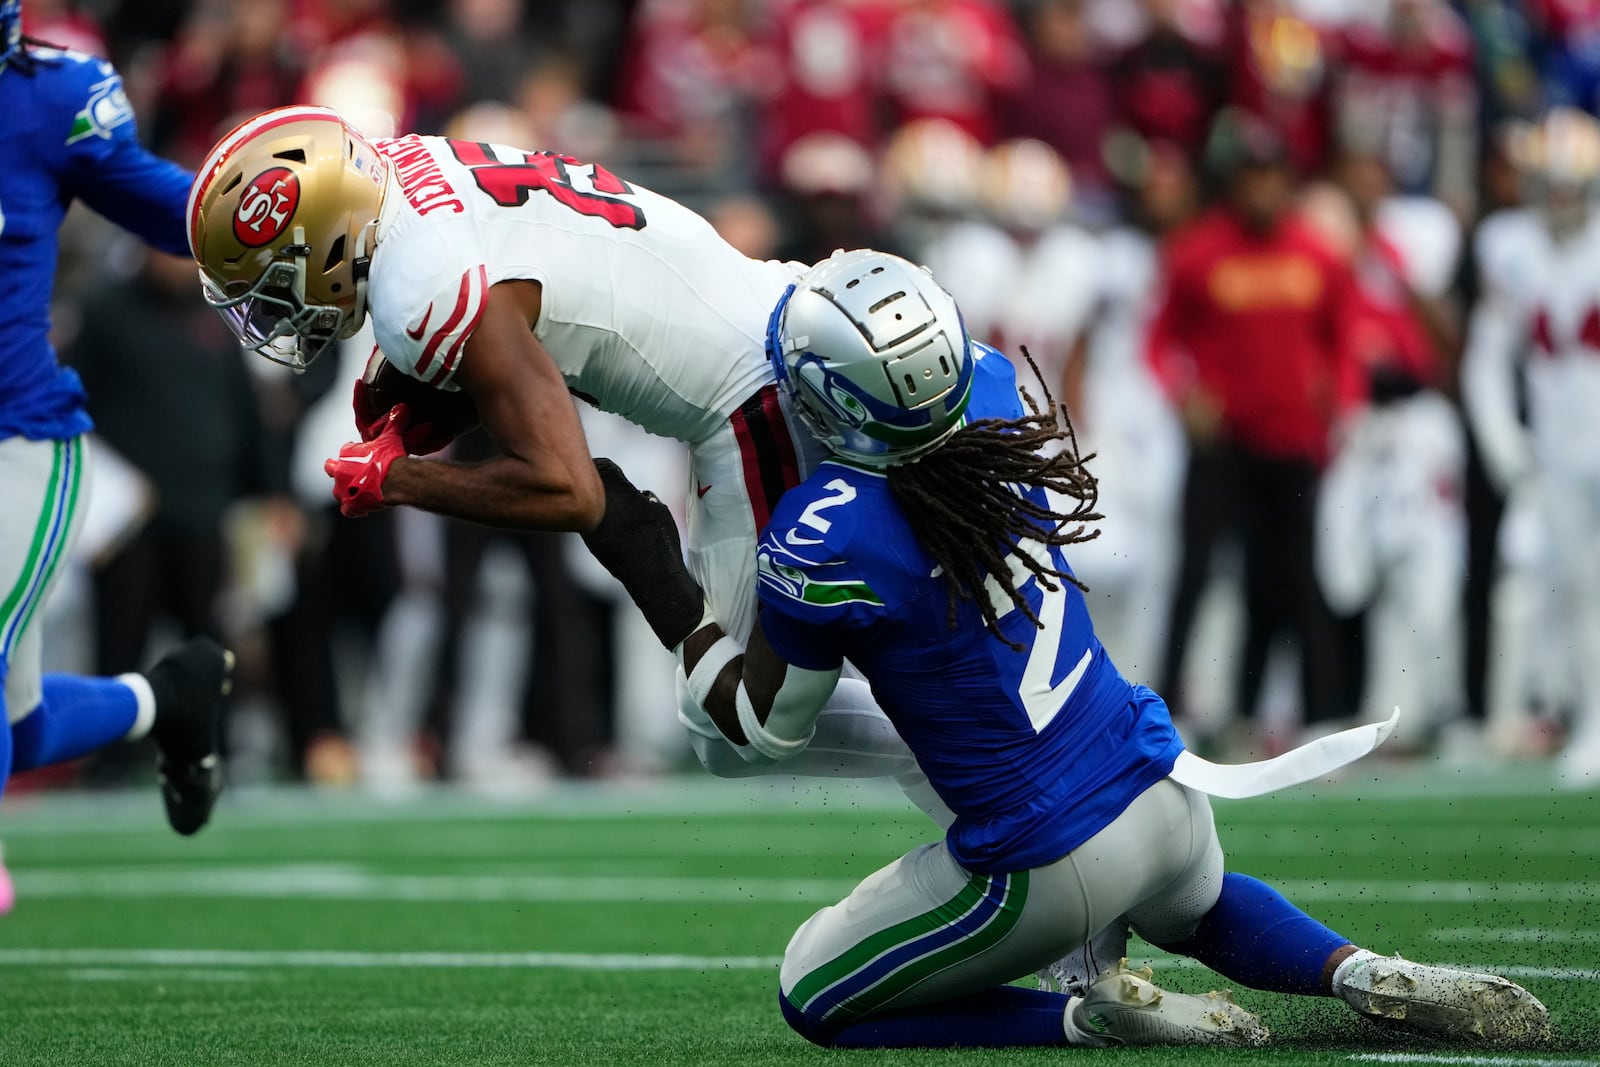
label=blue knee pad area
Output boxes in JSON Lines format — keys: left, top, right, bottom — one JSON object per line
{"left": 1157, "top": 872, "right": 1351, "bottom": 996}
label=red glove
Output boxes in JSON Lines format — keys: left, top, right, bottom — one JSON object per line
{"left": 326, "top": 405, "right": 409, "bottom": 517}
{"left": 353, "top": 345, "right": 479, "bottom": 457}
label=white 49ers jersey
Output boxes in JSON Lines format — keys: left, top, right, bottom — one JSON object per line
{"left": 366, "top": 135, "right": 798, "bottom": 444}
{"left": 1463, "top": 206, "right": 1600, "bottom": 484}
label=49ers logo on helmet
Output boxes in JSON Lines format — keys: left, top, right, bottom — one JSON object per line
{"left": 232, "top": 167, "right": 301, "bottom": 247}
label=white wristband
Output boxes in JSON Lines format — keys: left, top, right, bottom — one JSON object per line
{"left": 736, "top": 682, "right": 812, "bottom": 762}
{"left": 684, "top": 634, "right": 742, "bottom": 710}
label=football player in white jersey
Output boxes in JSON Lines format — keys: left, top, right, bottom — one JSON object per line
{"left": 1462, "top": 108, "right": 1600, "bottom": 785}
{"left": 187, "top": 104, "right": 937, "bottom": 794}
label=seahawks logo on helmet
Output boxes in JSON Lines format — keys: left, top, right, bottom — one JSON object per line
{"left": 795, "top": 357, "right": 871, "bottom": 430}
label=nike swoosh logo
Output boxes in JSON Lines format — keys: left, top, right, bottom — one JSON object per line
{"left": 785, "top": 529, "right": 823, "bottom": 547}
{"left": 405, "top": 306, "right": 433, "bottom": 342}
{"left": 341, "top": 453, "right": 375, "bottom": 466}
{"left": 696, "top": 483, "right": 712, "bottom": 498}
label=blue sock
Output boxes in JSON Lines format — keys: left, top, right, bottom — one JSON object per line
{"left": 10, "top": 675, "right": 138, "bottom": 772}
{"left": 1157, "top": 872, "right": 1351, "bottom": 996}
{"left": 781, "top": 984, "right": 1073, "bottom": 1048}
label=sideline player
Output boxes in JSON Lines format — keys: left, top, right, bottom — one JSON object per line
{"left": 595, "top": 250, "right": 1551, "bottom": 1048}
{"left": 1462, "top": 107, "right": 1600, "bottom": 784}
{"left": 0, "top": 2, "right": 233, "bottom": 913}
{"left": 186, "top": 105, "right": 940, "bottom": 796}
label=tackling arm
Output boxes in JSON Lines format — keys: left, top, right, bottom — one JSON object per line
{"left": 358, "top": 281, "right": 605, "bottom": 530}
{"left": 680, "top": 620, "right": 840, "bottom": 763}
{"left": 580, "top": 458, "right": 838, "bottom": 761}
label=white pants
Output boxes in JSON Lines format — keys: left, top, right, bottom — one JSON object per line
{"left": 1, "top": 435, "right": 89, "bottom": 724}
{"left": 1316, "top": 394, "right": 1466, "bottom": 736}
{"left": 675, "top": 387, "right": 930, "bottom": 785}
{"left": 780, "top": 778, "right": 1223, "bottom": 1024}
{"left": 1538, "top": 468, "right": 1600, "bottom": 735}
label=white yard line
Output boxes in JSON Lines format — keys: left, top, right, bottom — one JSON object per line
{"left": 0, "top": 949, "right": 781, "bottom": 971}
{"left": 1431, "top": 928, "right": 1600, "bottom": 944}
{"left": 64, "top": 967, "right": 261, "bottom": 983}
{"left": 3, "top": 949, "right": 1592, "bottom": 984}
{"left": 0, "top": 767, "right": 1585, "bottom": 835}
{"left": 13, "top": 866, "right": 1596, "bottom": 905}
{"left": 1132, "top": 954, "right": 1599, "bottom": 982}
{"left": 11, "top": 865, "right": 861, "bottom": 903}
{"left": 1350, "top": 1054, "right": 1600, "bottom": 1067}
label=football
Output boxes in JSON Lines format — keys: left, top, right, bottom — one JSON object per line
{"left": 355, "top": 347, "right": 480, "bottom": 454}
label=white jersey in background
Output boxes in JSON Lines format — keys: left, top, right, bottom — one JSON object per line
{"left": 1463, "top": 207, "right": 1600, "bottom": 486}
{"left": 367, "top": 135, "right": 798, "bottom": 446}
{"left": 1463, "top": 206, "right": 1600, "bottom": 779}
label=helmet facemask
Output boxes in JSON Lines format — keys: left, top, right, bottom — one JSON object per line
{"left": 189, "top": 106, "right": 389, "bottom": 373}
{"left": 199, "top": 220, "right": 376, "bottom": 372}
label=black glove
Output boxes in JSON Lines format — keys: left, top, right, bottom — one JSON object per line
{"left": 582, "top": 458, "right": 707, "bottom": 649}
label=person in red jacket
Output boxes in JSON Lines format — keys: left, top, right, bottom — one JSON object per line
{"left": 1148, "top": 110, "right": 1359, "bottom": 745}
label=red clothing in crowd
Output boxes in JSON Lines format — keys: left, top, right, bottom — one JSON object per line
{"left": 1224, "top": 7, "right": 1331, "bottom": 176}
{"left": 1332, "top": 9, "right": 1474, "bottom": 194}
{"left": 617, "top": 0, "right": 774, "bottom": 139}
{"left": 1347, "top": 231, "right": 1439, "bottom": 388}
{"left": 758, "top": 0, "right": 891, "bottom": 177}
{"left": 1111, "top": 25, "right": 1225, "bottom": 163}
{"left": 878, "top": 0, "right": 1028, "bottom": 144}
{"left": 1148, "top": 209, "right": 1361, "bottom": 463}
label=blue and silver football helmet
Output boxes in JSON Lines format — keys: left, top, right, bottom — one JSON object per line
{"left": 766, "top": 249, "right": 973, "bottom": 468}
{"left": 0, "top": 0, "right": 22, "bottom": 72}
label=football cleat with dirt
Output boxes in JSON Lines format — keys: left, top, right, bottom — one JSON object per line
{"left": 1337, "top": 954, "right": 1552, "bottom": 1045}
{"left": 1068, "top": 959, "right": 1270, "bottom": 1047}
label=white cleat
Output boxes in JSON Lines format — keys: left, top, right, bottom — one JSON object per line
{"left": 1068, "top": 959, "right": 1270, "bottom": 1047}
{"left": 1337, "top": 955, "right": 1552, "bottom": 1045}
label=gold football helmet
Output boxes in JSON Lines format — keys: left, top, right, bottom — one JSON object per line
{"left": 1516, "top": 107, "right": 1600, "bottom": 238}
{"left": 188, "top": 105, "right": 389, "bottom": 370}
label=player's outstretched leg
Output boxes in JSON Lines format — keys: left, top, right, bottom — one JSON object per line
{"left": 13, "top": 639, "right": 233, "bottom": 835}
{"left": 147, "top": 638, "right": 234, "bottom": 836}
{"left": 780, "top": 966, "right": 1268, "bottom": 1049}
{"left": 1065, "top": 959, "right": 1268, "bottom": 1047}
{"left": 1330, "top": 950, "right": 1551, "bottom": 1045}
{"left": 1157, "top": 872, "right": 1551, "bottom": 1045}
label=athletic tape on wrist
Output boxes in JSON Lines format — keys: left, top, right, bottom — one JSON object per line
{"left": 670, "top": 601, "right": 720, "bottom": 658}
{"left": 684, "top": 634, "right": 742, "bottom": 711}
{"left": 736, "top": 683, "right": 812, "bottom": 762}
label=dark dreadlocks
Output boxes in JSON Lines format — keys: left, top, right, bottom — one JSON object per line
{"left": 886, "top": 347, "right": 1101, "bottom": 652}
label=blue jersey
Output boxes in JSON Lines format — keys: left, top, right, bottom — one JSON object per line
{"left": 755, "top": 345, "right": 1184, "bottom": 873}
{"left": 0, "top": 47, "right": 192, "bottom": 441}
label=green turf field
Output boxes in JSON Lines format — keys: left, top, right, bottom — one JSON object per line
{"left": 1, "top": 768, "right": 1597, "bottom": 1066}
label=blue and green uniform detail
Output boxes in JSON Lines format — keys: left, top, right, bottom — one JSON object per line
{"left": 0, "top": 436, "right": 83, "bottom": 663}
{"left": 785, "top": 869, "right": 1029, "bottom": 1025}
{"left": 0, "top": 45, "right": 192, "bottom": 442}
{"left": 755, "top": 344, "right": 1184, "bottom": 875}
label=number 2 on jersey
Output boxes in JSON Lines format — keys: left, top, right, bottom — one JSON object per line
{"left": 446, "top": 141, "right": 646, "bottom": 230}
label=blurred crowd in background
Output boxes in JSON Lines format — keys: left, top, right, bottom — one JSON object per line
{"left": 15, "top": 0, "right": 1600, "bottom": 792}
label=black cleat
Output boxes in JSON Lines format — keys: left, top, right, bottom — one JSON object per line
{"left": 147, "top": 638, "right": 234, "bottom": 836}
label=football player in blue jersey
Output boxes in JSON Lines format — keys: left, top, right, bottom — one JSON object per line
{"left": 585, "top": 249, "right": 1552, "bottom": 1048}
{"left": 0, "top": 1, "right": 234, "bottom": 912}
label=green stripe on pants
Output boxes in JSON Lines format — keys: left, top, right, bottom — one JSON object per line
{"left": 12, "top": 437, "right": 83, "bottom": 647}
{"left": 823, "top": 870, "right": 1030, "bottom": 1023}
{"left": 0, "top": 439, "right": 66, "bottom": 654}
